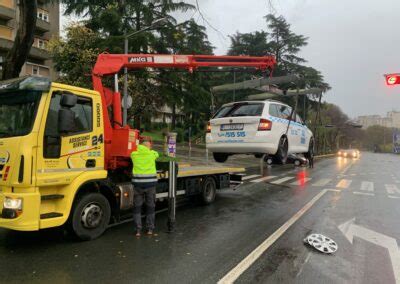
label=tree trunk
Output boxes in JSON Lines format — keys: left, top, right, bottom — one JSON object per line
{"left": 2, "top": 0, "right": 37, "bottom": 80}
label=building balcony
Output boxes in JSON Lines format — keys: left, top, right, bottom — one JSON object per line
{"left": 36, "top": 18, "right": 50, "bottom": 33}
{"left": 0, "top": 0, "right": 14, "bottom": 10}
{"left": 0, "top": 3, "right": 14, "bottom": 21}
{"left": 0, "top": 38, "right": 49, "bottom": 60}
{"left": 0, "top": 25, "right": 12, "bottom": 40}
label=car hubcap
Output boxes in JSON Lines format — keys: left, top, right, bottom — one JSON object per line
{"left": 81, "top": 203, "right": 103, "bottom": 229}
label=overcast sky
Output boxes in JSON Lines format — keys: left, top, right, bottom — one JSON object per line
{"left": 61, "top": 0, "right": 400, "bottom": 118}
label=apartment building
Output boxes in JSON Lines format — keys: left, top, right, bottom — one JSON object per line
{"left": 356, "top": 111, "right": 400, "bottom": 129}
{"left": 0, "top": 0, "right": 59, "bottom": 79}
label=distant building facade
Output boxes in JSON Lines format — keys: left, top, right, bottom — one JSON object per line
{"left": 0, "top": 0, "right": 59, "bottom": 79}
{"left": 356, "top": 111, "right": 400, "bottom": 129}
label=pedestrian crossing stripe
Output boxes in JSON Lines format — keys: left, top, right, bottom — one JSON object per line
{"left": 241, "top": 174, "right": 261, "bottom": 181}
{"left": 385, "top": 184, "right": 400, "bottom": 194}
{"left": 312, "top": 178, "right": 331, "bottom": 187}
{"left": 336, "top": 179, "right": 352, "bottom": 189}
{"left": 360, "top": 181, "right": 374, "bottom": 192}
{"left": 270, "top": 176, "right": 295, "bottom": 185}
{"left": 290, "top": 178, "right": 311, "bottom": 186}
{"left": 251, "top": 176, "right": 277, "bottom": 183}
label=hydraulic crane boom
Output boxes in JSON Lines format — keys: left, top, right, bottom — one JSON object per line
{"left": 91, "top": 53, "right": 276, "bottom": 169}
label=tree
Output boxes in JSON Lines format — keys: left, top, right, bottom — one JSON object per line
{"left": 2, "top": 0, "right": 37, "bottom": 79}
{"left": 48, "top": 24, "right": 101, "bottom": 88}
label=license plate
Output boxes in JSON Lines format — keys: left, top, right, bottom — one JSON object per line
{"left": 220, "top": 124, "right": 244, "bottom": 131}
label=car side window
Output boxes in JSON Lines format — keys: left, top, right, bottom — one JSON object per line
{"left": 296, "top": 114, "right": 304, "bottom": 124}
{"left": 278, "top": 105, "right": 292, "bottom": 120}
{"left": 268, "top": 104, "right": 280, "bottom": 117}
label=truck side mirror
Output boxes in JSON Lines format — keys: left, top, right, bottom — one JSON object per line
{"left": 58, "top": 108, "right": 75, "bottom": 134}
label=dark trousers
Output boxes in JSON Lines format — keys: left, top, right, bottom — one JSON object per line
{"left": 133, "top": 185, "right": 156, "bottom": 231}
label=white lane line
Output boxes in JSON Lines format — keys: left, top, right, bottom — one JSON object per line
{"left": 336, "top": 179, "right": 352, "bottom": 189}
{"left": 250, "top": 176, "right": 277, "bottom": 183}
{"left": 353, "top": 191, "right": 375, "bottom": 196}
{"left": 241, "top": 174, "right": 261, "bottom": 181}
{"left": 360, "top": 181, "right": 374, "bottom": 192}
{"left": 290, "top": 178, "right": 311, "bottom": 186}
{"left": 312, "top": 178, "right": 331, "bottom": 187}
{"left": 270, "top": 176, "right": 295, "bottom": 185}
{"left": 217, "top": 189, "right": 328, "bottom": 284}
{"left": 388, "top": 195, "right": 400, "bottom": 199}
{"left": 385, "top": 184, "right": 400, "bottom": 194}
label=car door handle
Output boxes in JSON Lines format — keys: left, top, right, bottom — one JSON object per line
{"left": 86, "top": 159, "right": 96, "bottom": 168}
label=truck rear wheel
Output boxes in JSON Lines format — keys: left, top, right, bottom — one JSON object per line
{"left": 200, "top": 176, "right": 217, "bottom": 205}
{"left": 69, "top": 192, "right": 111, "bottom": 241}
{"left": 213, "top": 153, "right": 228, "bottom": 163}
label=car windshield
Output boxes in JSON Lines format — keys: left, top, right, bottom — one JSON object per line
{"left": 213, "top": 103, "right": 264, "bottom": 118}
{"left": 0, "top": 91, "right": 41, "bottom": 138}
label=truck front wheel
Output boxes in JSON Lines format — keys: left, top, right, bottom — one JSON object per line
{"left": 69, "top": 192, "right": 111, "bottom": 241}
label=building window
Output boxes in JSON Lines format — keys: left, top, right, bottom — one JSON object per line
{"left": 37, "top": 10, "right": 50, "bottom": 22}
{"left": 32, "top": 65, "right": 39, "bottom": 76}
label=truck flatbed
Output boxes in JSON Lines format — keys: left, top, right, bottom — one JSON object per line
{"left": 157, "top": 164, "right": 245, "bottom": 179}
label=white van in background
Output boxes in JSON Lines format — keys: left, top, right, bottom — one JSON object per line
{"left": 206, "top": 100, "right": 314, "bottom": 163}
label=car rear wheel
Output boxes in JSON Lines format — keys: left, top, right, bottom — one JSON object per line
{"left": 213, "top": 153, "right": 228, "bottom": 163}
{"left": 274, "top": 136, "right": 288, "bottom": 164}
{"left": 294, "top": 159, "right": 301, "bottom": 166}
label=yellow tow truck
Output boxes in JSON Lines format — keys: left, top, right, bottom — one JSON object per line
{"left": 0, "top": 53, "right": 275, "bottom": 240}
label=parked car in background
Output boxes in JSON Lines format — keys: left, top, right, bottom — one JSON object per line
{"left": 206, "top": 100, "right": 314, "bottom": 164}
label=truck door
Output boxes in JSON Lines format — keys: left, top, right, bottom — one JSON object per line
{"left": 36, "top": 90, "right": 104, "bottom": 188}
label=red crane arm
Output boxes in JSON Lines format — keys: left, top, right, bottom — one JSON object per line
{"left": 91, "top": 53, "right": 276, "bottom": 170}
{"left": 92, "top": 54, "right": 276, "bottom": 76}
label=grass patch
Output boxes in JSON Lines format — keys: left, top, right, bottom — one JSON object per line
{"left": 142, "top": 131, "right": 164, "bottom": 142}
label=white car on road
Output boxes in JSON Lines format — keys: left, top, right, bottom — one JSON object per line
{"left": 206, "top": 100, "right": 314, "bottom": 163}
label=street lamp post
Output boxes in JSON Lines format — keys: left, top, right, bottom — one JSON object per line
{"left": 122, "top": 18, "right": 168, "bottom": 126}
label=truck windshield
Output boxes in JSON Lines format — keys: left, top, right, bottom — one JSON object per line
{"left": 0, "top": 91, "right": 41, "bottom": 138}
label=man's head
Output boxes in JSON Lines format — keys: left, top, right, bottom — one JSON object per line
{"left": 141, "top": 138, "right": 152, "bottom": 149}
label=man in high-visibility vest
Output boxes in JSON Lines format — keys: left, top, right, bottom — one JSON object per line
{"left": 131, "top": 139, "right": 159, "bottom": 237}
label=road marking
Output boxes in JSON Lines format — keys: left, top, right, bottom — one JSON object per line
{"left": 270, "top": 176, "right": 295, "bottom": 185}
{"left": 353, "top": 191, "right": 374, "bottom": 196}
{"left": 385, "top": 184, "right": 400, "bottom": 195}
{"left": 241, "top": 174, "right": 260, "bottom": 181}
{"left": 290, "top": 178, "right": 311, "bottom": 186}
{"left": 339, "top": 218, "right": 400, "bottom": 284}
{"left": 336, "top": 179, "right": 352, "bottom": 189}
{"left": 218, "top": 189, "right": 328, "bottom": 284}
{"left": 388, "top": 195, "right": 400, "bottom": 199}
{"left": 312, "top": 178, "right": 331, "bottom": 187}
{"left": 250, "top": 176, "right": 277, "bottom": 183}
{"left": 360, "top": 181, "right": 374, "bottom": 192}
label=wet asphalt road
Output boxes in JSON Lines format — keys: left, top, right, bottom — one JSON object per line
{"left": 1, "top": 152, "right": 400, "bottom": 283}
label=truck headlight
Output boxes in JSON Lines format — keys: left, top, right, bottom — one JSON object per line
{"left": 4, "top": 197, "right": 22, "bottom": 210}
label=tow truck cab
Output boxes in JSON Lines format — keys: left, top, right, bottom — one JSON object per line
{"left": 0, "top": 76, "right": 109, "bottom": 232}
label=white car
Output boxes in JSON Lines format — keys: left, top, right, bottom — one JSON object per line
{"left": 206, "top": 100, "right": 314, "bottom": 163}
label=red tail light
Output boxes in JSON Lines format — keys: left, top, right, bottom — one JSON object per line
{"left": 258, "top": 118, "right": 272, "bottom": 131}
{"left": 206, "top": 122, "right": 211, "bottom": 133}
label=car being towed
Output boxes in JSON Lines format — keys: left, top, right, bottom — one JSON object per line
{"left": 206, "top": 100, "right": 314, "bottom": 164}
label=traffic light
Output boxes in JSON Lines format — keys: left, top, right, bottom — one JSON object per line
{"left": 385, "top": 74, "right": 400, "bottom": 85}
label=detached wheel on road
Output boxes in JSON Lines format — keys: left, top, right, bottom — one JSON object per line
{"left": 200, "top": 176, "right": 217, "bottom": 205}
{"left": 274, "top": 136, "right": 288, "bottom": 164}
{"left": 213, "top": 153, "right": 228, "bottom": 163}
{"left": 69, "top": 192, "right": 111, "bottom": 241}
